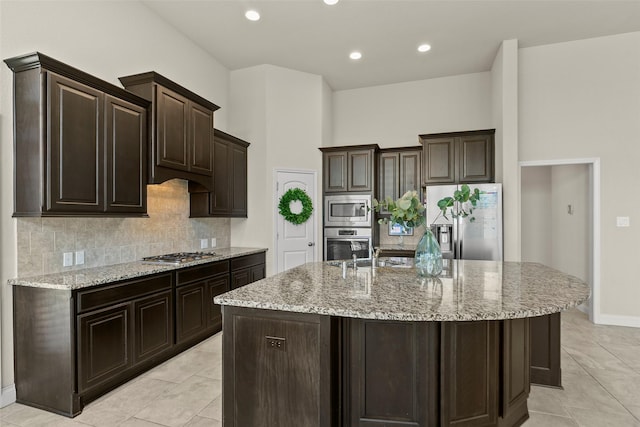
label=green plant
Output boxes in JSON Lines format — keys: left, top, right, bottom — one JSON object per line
{"left": 436, "top": 184, "right": 481, "bottom": 222}
{"left": 278, "top": 188, "right": 314, "bottom": 225}
{"left": 372, "top": 190, "right": 426, "bottom": 229}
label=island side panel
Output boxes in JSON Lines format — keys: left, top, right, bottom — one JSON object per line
{"left": 441, "top": 321, "right": 499, "bottom": 427}
{"left": 529, "top": 313, "right": 562, "bottom": 388}
{"left": 345, "top": 318, "right": 440, "bottom": 427}
{"left": 14, "top": 286, "right": 79, "bottom": 416}
{"left": 499, "top": 318, "right": 530, "bottom": 427}
{"left": 222, "top": 306, "right": 337, "bottom": 427}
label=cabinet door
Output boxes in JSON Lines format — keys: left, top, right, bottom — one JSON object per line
{"left": 458, "top": 134, "right": 493, "bottom": 183}
{"left": 422, "top": 137, "right": 455, "bottom": 185}
{"left": 348, "top": 150, "right": 373, "bottom": 192}
{"left": 189, "top": 102, "right": 214, "bottom": 176}
{"left": 230, "top": 143, "right": 248, "bottom": 217}
{"left": 77, "top": 304, "right": 131, "bottom": 392}
{"left": 211, "top": 138, "right": 231, "bottom": 215}
{"left": 47, "top": 72, "right": 104, "bottom": 213}
{"left": 399, "top": 151, "right": 421, "bottom": 195}
{"left": 530, "top": 313, "right": 561, "bottom": 387}
{"left": 231, "top": 268, "right": 250, "bottom": 290}
{"left": 176, "top": 282, "right": 207, "bottom": 344}
{"left": 348, "top": 320, "right": 438, "bottom": 426}
{"left": 105, "top": 95, "right": 147, "bottom": 214}
{"left": 500, "top": 318, "right": 530, "bottom": 425}
{"left": 324, "top": 151, "right": 347, "bottom": 193}
{"left": 250, "top": 264, "right": 266, "bottom": 282}
{"left": 156, "top": 86, "right": 189, "bottom": 171}
{"left": 441, "top": 321, "right": 498, "bottom": 427}
{"left": 378, "top": 152, "right": 399, "bottom": 210}
{"left": 133, "top": 291, "right": 173, "bottom": 364}
{"left": 207, "top": 276, "right": 230, "bottom": 331}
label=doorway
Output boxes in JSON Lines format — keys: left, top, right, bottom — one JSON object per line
{"left": 520, "top": 158, "right": 600, "bottom": 323}
{"left": 274, "top": 169, "right": 318, "bottom": 273}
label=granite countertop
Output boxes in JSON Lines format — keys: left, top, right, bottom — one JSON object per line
{"left": 8, "top": 247, "right": 267, "bottom": 290}
{"left": 215, "top": 259, "right": 590, "bottom": 322}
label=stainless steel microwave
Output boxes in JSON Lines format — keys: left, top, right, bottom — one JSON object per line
{"left": 324, "top": 195, "right": 371, "bottom": 228}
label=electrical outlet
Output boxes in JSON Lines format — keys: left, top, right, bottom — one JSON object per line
{"left": 63, "top": 252, "right": 73, "bottom": 267}
{"left": 75, "top": 250, "right": 85, "bottom": 265}
{"left": 200, "top": 238, "right": 208, "bottom": 249}
{"left": 211, "top": 238, "right": 217, "bottom": 248}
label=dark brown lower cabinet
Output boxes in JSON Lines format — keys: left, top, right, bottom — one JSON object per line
{"left": 222, "top": 308, "right": 533, "bottom": 427}
{"left": 176, "top": 282, "right": 207, "bottom": 344}
{"left": 230, "top": 252, "right": 266, "bottom": 290}
{"left": 134, "top": 291, "right": 174, "bottom": 364}
{"left": 222, "top": 307, "right": 337, "bottom": 427}
{"left": 529, "top": 313, "right": 562, "bottom": 387}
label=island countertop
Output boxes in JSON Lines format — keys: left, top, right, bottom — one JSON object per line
{"left": 215, "top": 259, "right": 590, "bottom": 321}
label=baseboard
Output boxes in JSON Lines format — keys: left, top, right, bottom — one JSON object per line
{"left": 0, "top": 384, "right": 16, "bottom": 408}
{"left": 596, "top": 314, "right": 640, "bottom": 328}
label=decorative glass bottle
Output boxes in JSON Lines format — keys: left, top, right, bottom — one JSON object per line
{"left": 414, "top": 227, "right": 443, "bottom": 277}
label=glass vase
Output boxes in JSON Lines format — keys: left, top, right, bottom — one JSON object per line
{"left": 415, "top": 227, "right": 443, "bottom": 277}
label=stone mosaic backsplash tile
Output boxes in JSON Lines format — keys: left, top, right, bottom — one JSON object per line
{"left": 16, "top": 180, "right": 230, "bottom": 277}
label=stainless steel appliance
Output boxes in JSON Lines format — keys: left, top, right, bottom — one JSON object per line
{"left": 425, "top": 183, "right": 503, "bottom": 261}
{"left": 324, "top": 228, "right": 372, "bottom": 261}
{"left": 324, "top": 194, "right": 371, "bottom": 228}
{"left": 142, "top": 252, "right": 217, "bottom": 265}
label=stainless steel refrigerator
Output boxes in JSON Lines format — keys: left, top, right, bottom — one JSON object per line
{"left": 425, "top": 183, "right": 503, "bottom": 261}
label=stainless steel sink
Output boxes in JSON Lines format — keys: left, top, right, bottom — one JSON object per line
{"left": 327, "top": 258, "right": 413, "bottom": 268}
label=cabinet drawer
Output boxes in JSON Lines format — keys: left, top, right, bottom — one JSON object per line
{"left": 77, "top": 274, "right": 172, "bottom": 314}
{"left": 231, "top": 252, "right": 266, "bottom": 270}
{"left": 176, "top": 261, "right": 229, "bottom": 286}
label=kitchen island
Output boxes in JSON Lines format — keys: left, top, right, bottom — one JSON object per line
{"left": 215, "top": 259, "right": 589, "bottom": 427}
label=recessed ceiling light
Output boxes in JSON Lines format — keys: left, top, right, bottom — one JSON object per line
{"left": 349, "top": 51, "right": 362, "bottom": 60}
{"left": 323, "top": 0, "right": 339, "bottom": 5}
{"left": 245, "top": 10, "right": 260, "bottom": 21}
{"left": 418, "top": 44, "right": 431, "bottom": 53}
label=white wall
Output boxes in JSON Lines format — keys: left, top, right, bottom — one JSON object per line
{"left": 521, "top": 166, "right": 552, "bottom": 265}
{"left": 332, "top": 73, "right": 493, "bottom": 148}
{"left": 230, "top": 65, "right": 326, "bottom": 275}
{"left": 519, "top": 32, "right": 640, "bottom": 320}
{"left": 0, "top": 0, "right": 230, "bottom": 395}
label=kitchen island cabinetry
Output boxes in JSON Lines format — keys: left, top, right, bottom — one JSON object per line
{"left": 10, "top": 248, "right": 267, "bottom": 417}
{"left": 420, "top": 129, "right": 495, "bottom": 185}
{"left": 189, "top": 130, "right": 250, "bottom": 218}
{"left": 216, "top": 260, "right": 589, "bottom": 427}
{"left": 319, "top": 145, "right": 379, "bottom": 194}
{"left": 4, "top": 52, "right": 149, "bottom": 217}
{"left": 119, "top": 72, "right": 220, "bottom": 189}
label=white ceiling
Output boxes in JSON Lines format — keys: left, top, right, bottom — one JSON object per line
{"left": 142, "top": 0, "right": 640, "bottom": 91}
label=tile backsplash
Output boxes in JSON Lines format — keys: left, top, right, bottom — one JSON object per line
{"left": 16, "top": 180, "right": 230, "bottom": 277}
{"left": 377, "top": 223, "right": 423, "bottom": 248}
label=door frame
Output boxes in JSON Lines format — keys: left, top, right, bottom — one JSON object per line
{"left": 519, "top": 157, "right": 600, "bottom": 324}
{"left": 273, "top": 168, "right": 319, "bottom": 273}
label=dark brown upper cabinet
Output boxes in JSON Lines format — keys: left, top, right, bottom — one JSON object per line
{"left": 378, "top": 147, "right": 422, "bottom": 209}
{"left": 118, "top": 72, "right": 220, "bottom": 190}
{"left": 4, "top": 52, "right": 149, "bottom": 217}
{"left": 319, "top": 145, "right": 379, "bottom": 194}
{"left": 420, "top": 129, "right": 495, "bottom": 185}
{"left": 189, "top": 129, "right": 250, "bottom": 218}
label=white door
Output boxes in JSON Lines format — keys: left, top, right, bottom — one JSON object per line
{"left": 275, "top": 170, "right": 317, "bottom": 273}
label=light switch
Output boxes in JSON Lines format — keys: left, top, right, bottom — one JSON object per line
{"left": 616, "top": 216, "right": 630, "bottom": 227}
{"left": 75, "top": 250, "right": 85, "bottom": 265}
{"left": 63, "top": 252, "right": 73, "bottom": 267}
{"left": 211, "top": 238, "right": 217, "bottom": 248}
{"left": 200, "top": 238, "right": 208, "bottom": 249}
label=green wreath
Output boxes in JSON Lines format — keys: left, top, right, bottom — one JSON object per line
{"left": 278, "top": 188, "right": 313, "bottom": 225}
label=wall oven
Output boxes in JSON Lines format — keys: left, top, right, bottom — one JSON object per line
{"left": 324, "top": 228, "right": 372, "bottom": 261}
{"left": 324, "top": 194, "right": 371, "bottom": 228}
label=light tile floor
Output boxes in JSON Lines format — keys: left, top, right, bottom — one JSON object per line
{"left": 0, "top": 309, "right": 639, "bottom": 426}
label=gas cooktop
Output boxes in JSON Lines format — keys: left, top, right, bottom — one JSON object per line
{"left": 141, "top": 252, "right": 217, "bottom": 265}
